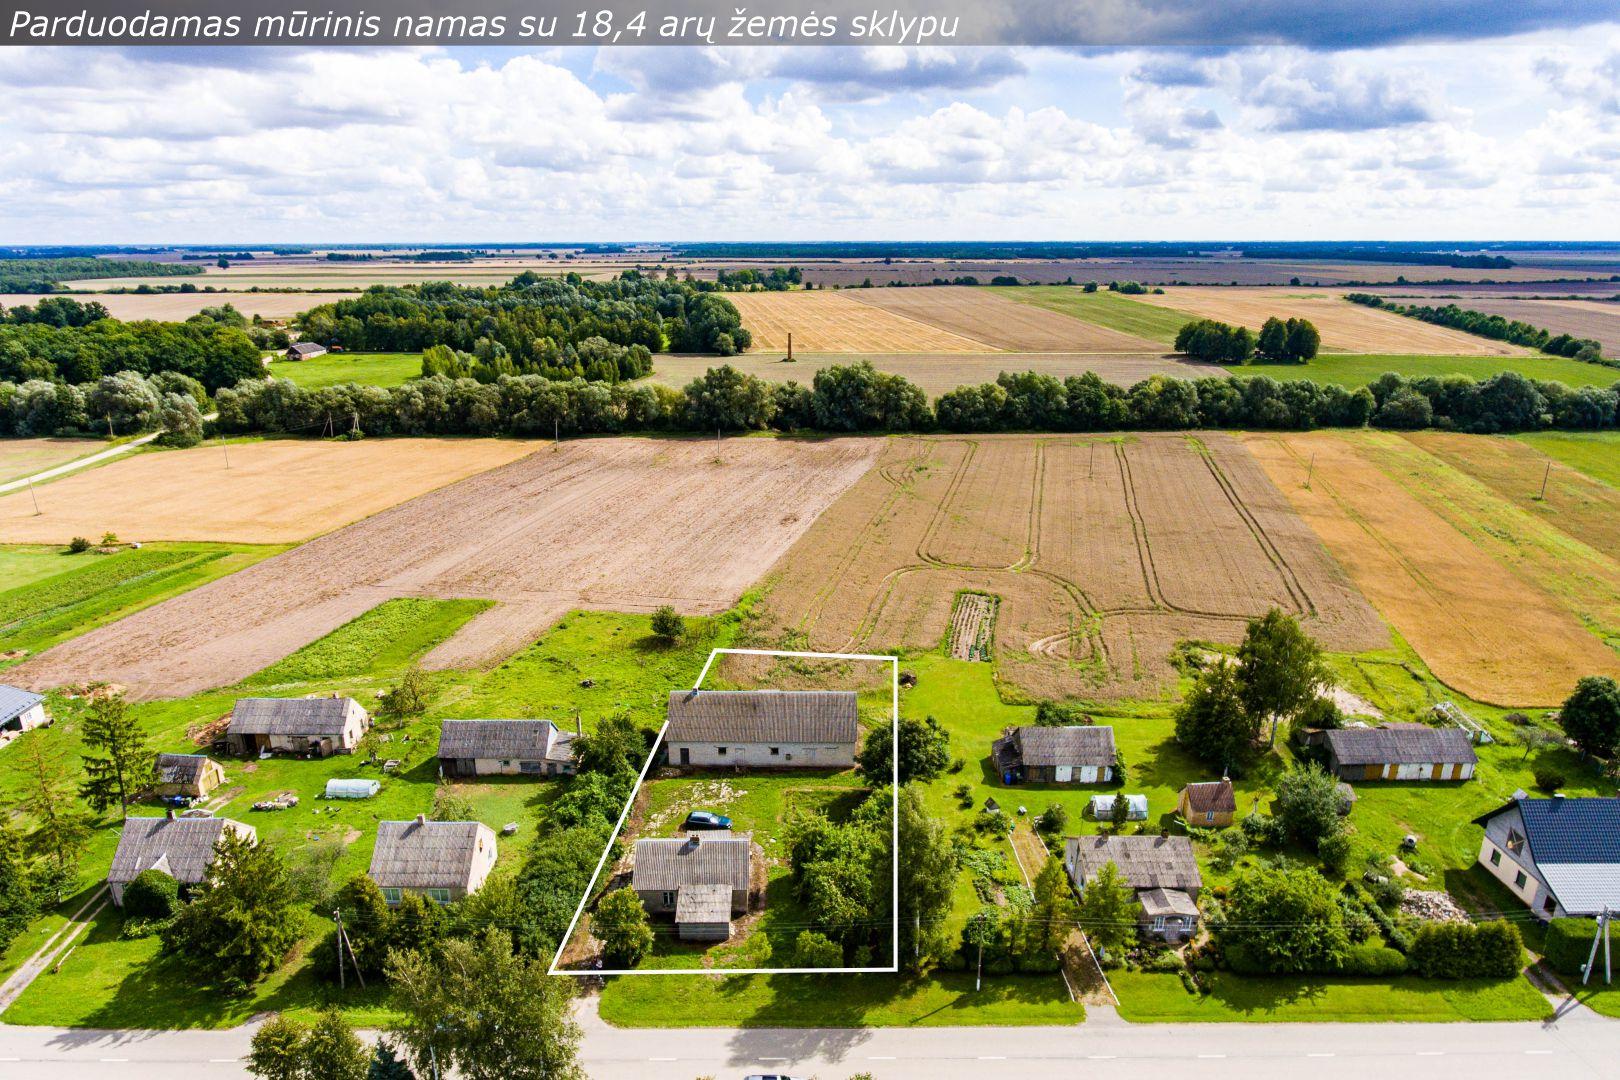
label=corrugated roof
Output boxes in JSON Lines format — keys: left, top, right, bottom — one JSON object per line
{"left": 369, "top": 819, "right": 493, "bottom": 890}
{"left": 632, "top": 833, "right": 752, "bottom": 894}
{"left": 228, "top": 697, "right": 365, "bottom": 736}
{"left": 288, "top": 342, "right": 326, "bottom": 356}
{"left": 995, "top": 725, "right": 1117, "bottom": 768}
{"left": 1065, "top": 835, "right": 1201, "bottom": 893}
{"left": 108, "top": 816, "right": 254, "bottom": 886}
{"left": 1139, "top": 887, "right": 1199, "bottom": 918}
{"left": 436, "top": 719, "right": 574, "bottom": 762}
{"left": 155, "top": 753, "right": 215, "bottom": 785}
{"left": 1323, "top": 725, "right": 1477, "bottom": 766}
{"left": 674, "top": 882, "right": 733, "bottom": 924}
{"left": 665, "top": 690, "right": 858, "bottom": 745}
{"left": 0, "top": 684, "right": 43, "bottom": 725}
{"left": 1180, "top": 779, "right": 1236, "bottom": 815}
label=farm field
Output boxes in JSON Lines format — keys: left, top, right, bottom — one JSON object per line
{"left": 727, "top": 290, "right": 994, "bottom": 353}
{"left": 1517, "top": 431, "right": 1620, "bottom": 489}
{"left": 847, "top": 286, "right": 1161, "bottom": 351}
{"left": 2, "top": 291, "right": 351, "bottom": 321}
{"left": 1127, "top": 287, "right": 1528, "bottom": 354}
{"left": 1241, "top": 352, "right": 1618, "bottom": 388}
{"left": 752, "top": 433, "right": 1387, "bottom": 701}
{"left": 0, "top": 437, "right": 538, "bottom": 545}
{"left": 992, "top": 286, "right": 1196, "bottom": 344}
{"left": 1438, "top": 297, "right": 1620, "bottom": 355}
{"left": 1244, "top": 430, "right": 1620, "bottom": 705}
{"left": 268, "top": 351, "right": 420, "bottom": 389}
{"left": 649, "top": 350, "right": 1223, "bottom": 397}
{"left": 9, "top": 437, "right": 880, "bottom": 699}
{"left": 0, "top": 437, "right": 107, "bottom": 485}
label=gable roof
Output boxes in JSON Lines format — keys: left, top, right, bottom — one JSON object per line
{"left": 156, "top": 753, "right": 217, "bottom": 785}
{"left": 674, "top": 882, "right": 733, "bottom": 925}
{"left": 1323, "top": 724, "right": 1477, "bottom": 766}
{"left": 665, "top": 690, "right": 858, "bottom": 745}
{"left": 1180, "top": 779, "right": 1236, "bottom": 815}
{"left": 287, "top": 342, "right": 326, "bottom": 356}
{"left": 0, "top": 684, "right": 43, "bottom": 725}
{"left": 1139, "top": 887, "right": 1200, "bottom": 918}
{"left": 632, "top": 833, "right": 752, "bottom": 894}
{"left": 995, "top": 725, "right": 1117, "bottom": 768}
{"left": 1065, "top": 834, "right": 1201, "bottom": 893}
{"left": 228, "top": 697, "right": 365, "bottom": 736}
{"left": 436, "top": 719, "right": 575, "bottom": 762}
{"left": 1473, "top": 797, "right": 1620, "bottom": 916}
{"left": 369, "top": 819, "right": 493, "bottom": 890}
{"left": 108, "top": 816, "right": 254, "bottom": 886}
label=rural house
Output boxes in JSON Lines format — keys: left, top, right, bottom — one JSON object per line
{"left": 153, "top": 753, "right": 226, "bottom": 799}
{"left": 992, "top": 725, "right": 1117, "bottom": 785}
{"left": 664, "top": 689, "right": 858, "bottom": 769}
{"left": 1176, "top": 778, "right": 1236, "bottom": 827}
{"left": 1065, "top": 834, "right": 1203, "bottom": 943}
{"left": 224, "top": 696, "right": 370, "bottom": 757}
{"left": 631, "top": 832, "right": 754, "bottom": 941}
{"left": 284, "top": 341, "right": 327, "bottom": 360}
{"left": 1473, "top": 794, "right": 1620, "bottom": 920}
{"left": 1318, "top": 723, "right": 1477, "bottom": 782}
{"left": 436, "top": 718, "right": 578, "bottom": 778}
{"left": 0, "top": 684, "right": 48, "bottom": 734}
{"left": 107, "top": 812, "right": 256, "bottom": 906}
{"left": 368, "top": 816, "right": 498, "bottom": 905}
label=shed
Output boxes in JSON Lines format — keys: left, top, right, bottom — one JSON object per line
{"left": 673, "top": 882, "right": 734, "bottom": 942}
{"left": 107, "top": 813, "right": 256, "bottom": 906}
{"left": 284, "top": 342, "right": 327, "bottom": 360}
{"left": 1176, "top": 778, "right": 1236, "bottom": 827}
{"left": 991, "top": 725, "right": 1116, "bottom": 785}
{"left": 437, "top": 718, "right": 577, "bottom": 778}
{"left": 1321, "top": 724, "right": 1477, "bottom": 782}
{"left": 1089, "top": 793, "right": 1149, "bottom": 821}
{"left": 225, "top": 696, "right": 370, "bottom": 757}
{"left": 325, "top": 778, "right": 380, "bottom": 799}
{"left": 154, "top": 753, "right": 226, "bottom": 798}
{"left": 664, "top": 690, "right": 858, "bottom": 769}
{"left": 0, "top": 684, "right": 48, "bottom": 733}
{"left": 368, "top": 816, "right": 497, "bottom": 904}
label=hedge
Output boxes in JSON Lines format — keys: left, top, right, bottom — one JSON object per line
{"left": 1408, "top": 920, "right": 1523, "bottom": 979}
{"left": 1544, "top": 917, "right": 1617, "bottom": 977}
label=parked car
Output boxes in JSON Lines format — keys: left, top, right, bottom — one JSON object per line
{"left": 683, "top": 810, "right": 733, "bottom": 830}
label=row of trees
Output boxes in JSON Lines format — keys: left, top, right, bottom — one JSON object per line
{"left": 0, "top": 311, "right": 264, "bottom": 390}
{"left": 418, "top": 338, "right": 653, "bottom": 386}
{"left": 295, "top": 272, "right": 752, "bottom": 360}
{"left": 1347, "top": 294, "right": 1607, "bottom": 363}
{"left": 0, "top": 369, "right": 209, "bottom": 442}
{"left": 0, "top": 258, "right": 201, "bottom": 293}
{"left": 1174, "top": 316, "right": 1321, "bottom": 364}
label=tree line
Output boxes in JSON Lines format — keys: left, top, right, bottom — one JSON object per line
{"left": 1347, "top": 294, "right": 1609, "bottom": 364}
{"left": 0, "top": 305, "right": 264, "bottom": 390}
{"left": 1174, "top": 316, "right": 1321, "bottom": 364}
{"left": 0, "top": 257, "right": 202, "bottom": 294}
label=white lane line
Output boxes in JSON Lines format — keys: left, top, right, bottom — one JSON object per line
{"left": 1089, "top": 1054, "right": 1117, "bottom": 1060}
{"left": 0, "top": 1057, "right": 21, "bottom": 1062}
{"left": 1416, "top": 1051, "right": 1445, "bottom": 1056}
{"left": 978, "top": 1055, "right": 1008, "bottom": 1060}
{"left": 649, "top": 1057, "right": 677, "bottom": 1062}
{"left": 868, "top": 1056, "right": 897, "bottom": 1061}
{"left": 99, "top": 1059, "right": 129, "bottom": 1063}
{"left": 1525, "top": 1050, "right": 1554, "bottom": 1055}
{"left": 1197, "top": 1054, "right": 1227, "bottom": 1059}
{"left": 1306, "top": 1052, "right": 1335, "bottom": 1058}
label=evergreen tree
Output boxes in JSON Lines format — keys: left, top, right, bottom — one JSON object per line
{"left": 17, "top": 735, "right": 93, "bottom": 888}
{"left": 78, "top": 693, "right": 156, "bottom": 817}
{"left": 162, "top": 832, "right": 302, "bottom": 991}
{"left": 302, "top": 1006, "right": 370, "bottom": 1080}
{"left": 0, "top": 822, "right": 40, "bottom": 954}
{"left": 368, "top": 1040, "right": 416, "bottom": 1080}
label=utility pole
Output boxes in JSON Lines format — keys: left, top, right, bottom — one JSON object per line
{"left": 1305, "top": 451, "right": 1316, "bottom": 489}
{"left": 1582, "top": 906, "right": 1612, "bottom": 986}
{"left": 334, "top": 909, "right": 345, "bottom": 989}
{"left": 1539, "top": 460, "right": 1552, "bottom": 501}
{"left": 26, "top": 479, "right": 40, "bottom": 516}
{"left": 554, "top": 417, "right": 559, "bottom": 443}
{"left": 976, "top": 940, "right": 983, "bottom": 992}
{"left": 106, "top": 414, "right": 114, "bottom": 439}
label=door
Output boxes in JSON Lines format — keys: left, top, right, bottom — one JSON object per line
{"left": 1054, "top": 765, "right": 1073, "bottom": 783}
{"left": 1078, "top": 765, "right": 1098, "bottom": 783}
{"left": 1395, "top": 763, "right": 1424, "bottom": 780}
{"left": 679, "top": 747, "right": 690, "bottom": 766}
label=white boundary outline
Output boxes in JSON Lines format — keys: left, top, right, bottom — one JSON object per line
{"left": 548, "top": 646, "right": 900, "bottom": 976}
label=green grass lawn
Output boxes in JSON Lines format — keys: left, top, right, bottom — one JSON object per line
{"left": 0, "top": 542, "right": 288, "bottom": 670}
{"left": 1111, "top": 970, "right": 1550, "bottom": 1022}
{"left": 989, "top": 286, "right": 1195, "bottom": 345}
{"left": 268, "top": 352, "right": 420, "bottom": 389}
{"left": 598, "top": 970, "right": 1080, "bottom": 1027}
{"left": 1238, "top": 353, "right": 1619, "bottom": 389}
{"left": 1516, "top": 431, "right": 1620, "bottom": 489}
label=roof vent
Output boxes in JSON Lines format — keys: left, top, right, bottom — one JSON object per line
{"left": 165, "top": 808, "right": 176, "bottom": 820}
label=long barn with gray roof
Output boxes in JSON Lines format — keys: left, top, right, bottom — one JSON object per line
{"left": 436, "top": 719, "right": 577, "bottom": 777}
{"left": 664, "top": 690, "right": 858, "bottom": 768}
{"left": 225, "top": 696, "right": 369, "bottom": 757}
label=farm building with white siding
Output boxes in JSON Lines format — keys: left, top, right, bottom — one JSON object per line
{"left": 436, "top": 718, "right": 578, "bottom": 778}
{"left": 663, "top": 689, "right": 858, "bottom": 769}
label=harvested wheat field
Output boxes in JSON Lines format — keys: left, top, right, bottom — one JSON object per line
{"left": 0, "top": 438, "right": 106, "bottom": 485}
{"left": 1244, "top": 431, "right": 1620, "bottom": 705}
{"left": 1440, "top": 298, "right": 1620, "bottom": 357}
{"left": 1127, "top": 287, "right": 1526, "bottom": 355}
{"left": 754, "top": 433, "right": 1385, "bottom": 700}
{"left": 727, "top": 290, "right": 993, "bottom": 353}
{"left": 847, "top": 287, "right": 1161, "bottom": 352}
{"left": 0, "top": 439, "right": 538, "bottom": 545}
{"left": 12, "top": 438, "right": 879, "bottom": 698}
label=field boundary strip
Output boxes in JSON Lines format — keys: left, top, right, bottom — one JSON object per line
{"left": 547, "top": 646, "right": 901, "bottom": 977}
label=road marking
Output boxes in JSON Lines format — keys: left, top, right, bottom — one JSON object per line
{"left": 0, "top": 1057, "right": 21, "bottom": 1062}
{"left": 1306, "top": 1052, "right": 1335, "bottom": 1058}
{"left": 1089, "top": 1055, "right": 1117, "bottom": 1060}
{"left": 1524, "top": 1050, "right": 1554, "bottom": 1055}
{"left": 1197, "top": 1054, "right": 1227, "bottom": 1059}
{"left": 868, "top": 1056, "right": 897, "bottom": 1061}
{"left": 99, "top": 1059, "right": 128, "bottom": 1063}
{"left": 649, "top": 1057, "right": 677, "bottom": 1062}
{"left": 1417, "top": 1051, "right": 1445, "bottom": 1056}
{"left": 209, "top": 1059, "right": 240, "bottom": 1063}
{"left": 978, "top": 1055, "right": 1007, "bottom": 1060}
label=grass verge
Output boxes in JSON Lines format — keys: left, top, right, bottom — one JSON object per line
{"left": 1111, "top": 970, "right": 1552, "bottom": 1022}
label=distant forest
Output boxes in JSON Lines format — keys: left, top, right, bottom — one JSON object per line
{"left": 0, "top": 258, "right": 202, "bottom": 294}
{"left": 669, "top": 241, "right": 1525, "bottom": 268}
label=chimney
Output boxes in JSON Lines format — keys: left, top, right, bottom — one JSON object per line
{"left": 165, "top": 808, "right": 176, "bottom": 820}
{"left": 1553, "top": 792, "right": 1566, "bottom": 800}
{"left": 689, "top": 832, "right": 701, "bottom": 846}
{"left": 415, "top": 813, "right": 427, "bottom": 825}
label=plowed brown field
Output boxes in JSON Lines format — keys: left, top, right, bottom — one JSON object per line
{"left": 847, "top": 287, "right": 1161, "bottom": 352}
{"left": 727, "top": 291, "right": 993, "bottom": 352}
{"left": 1127, "top": 287, "right": 1526, "bottom": 355}
{"left": 12, "top": 438, "right": 880, "bottom": 698}
{"left": 754, "top": 433, "right": 1386, "bottom": 700}
{"left": 1244, "top": 431, "right": 1620, "bottom": 705}
{"left": 0, "top": 439, "right": 539, "bottom": 544}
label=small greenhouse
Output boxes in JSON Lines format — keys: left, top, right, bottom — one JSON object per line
{"left": 1089, "top": 793, "right": 1148, "bottom": 820}
{"left": 325, "top": 778, "right": 380, "bottom": 799}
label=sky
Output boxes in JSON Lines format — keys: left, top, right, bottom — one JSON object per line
{"left": 1, "top": 8, "right": 1619, "bottom": 242}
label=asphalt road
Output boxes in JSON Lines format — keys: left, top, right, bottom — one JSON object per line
{"left": 1, "top": 997, "right": 1616, "bottom": 1080}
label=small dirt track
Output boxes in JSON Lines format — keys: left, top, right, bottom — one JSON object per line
{"left": 12, "top": 438, "right": 879, "bottom": 698}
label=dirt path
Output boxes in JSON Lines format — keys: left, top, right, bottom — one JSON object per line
{"left": 0, "top": 886, "right": 108, "bottom": 1014}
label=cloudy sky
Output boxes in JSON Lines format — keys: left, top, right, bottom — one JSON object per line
{"left": 2, "top": 9, "right": 1619, "bottom": 242}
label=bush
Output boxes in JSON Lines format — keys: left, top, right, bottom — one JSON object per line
{"left": 68, "top": 536, "right": 91, "bottom": 553}
{"left": 793, "top": 929, "right": 845, "bottom": 968}
{"left": 122, "top": 869, "right": 180, "bottom": 919}
{"left": 1317, "top": 831, "right": 1353, "bottom": 877}
{"left": 1532, "top": 765, "right": 1567, "bottom": 792}
{"left": 1034, "top": 700, "right": 1091, "bottom": 727}
{"left": 1035, "top": 803, "right": 1068, "bottom": 834}
{"left": 1544, "top": 918, "right": 1617, "bottom": 977}
{"left": 1343, "top": 943, "right": 1407, "bottom": 976}
{"left": 1408, "top": 920, "right": 1522, "bottom": 979}
{"left": 649, "top": 605, "right": 683, "bottom": 641}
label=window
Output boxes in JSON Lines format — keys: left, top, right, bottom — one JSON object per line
{"left": 1205, "top": 811, "right": 1215, "bottom": 823}
{"left": 381, "top": 887, "right": 402, "bottom": 904}
{"left": 1151, "top": 916, "right": 1166, "bottom": 931}
{"left": 717, "top": 746, "right": 727, "bottom": 756}
{"left": 1514, "top": 870, "right": 1528, "bottom": 889}
{"left": 1543, "top": 896, "right": 1558, "bottom": 915}
{"left": 425, "top": 888, "right": 451, "bottom": 904}
{"left": 662, "top": 891, "right": 676, "bottom": 907}
{"left": 769, "top": 747, "right": 780, "bottom": 756}
{"left": 1506, "top": 829, "right": 1525, "bottom": 855}
{"left": 1489, "top": 848, "right": 1501, "bottom": 866}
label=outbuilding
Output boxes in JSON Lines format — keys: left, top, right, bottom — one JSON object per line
{"left": 368, "top": 816, "right": 497, "bottom": 905}
{"left": 325, "top": 778, "right": 380, "bottom": 799}
{"left": 664, "top": 690, "right": 858, "bottom": 769}
{"left": 225, "top": 696, "right": 370, "bottom": 757}
{"left": 0, "top": 684, "right": 48, "bottom": 734}
{"left": 632, "top": 831, "right": 754, "bottom": 941}
{"left": 284, "top": 342, "right": 327, "bottom": 360}
{"left": 436, "top": 718, "right": 578, "bottom": 778}
{"left": 154, "top": 753, "right": 226, "bottom": 799}
{"left": 1089, "top": 793, "right": 1149, "bottom": 821}
{"left": 992, "top": 725, "right": 1117, "bottom": 785}
{"left": 107, "top": 812, "right": 256, "bottom": 906}
{"left": 1319, "top": 723, "right": 1477, "bottom": 782}
{"left": 1176, "top": 778, "right": 1236, "bottom": 827}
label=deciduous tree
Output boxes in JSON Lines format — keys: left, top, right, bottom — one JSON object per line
{"left": 1174, "top": 661, "right": 1259, "bottom": 771}
{"left": 1236, "top": 609, "right": 1328, "bottom": 746}
{"left": 1075, "top": 861, "right": 1136, "bottom": 959}
{"left": 593, "top": 887, "right": 654, "bottom": 968}
{"left": 1560, "top": 675, "right": 1620, "bottom": 759}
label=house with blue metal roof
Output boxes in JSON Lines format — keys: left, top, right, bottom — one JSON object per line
{"left": 0, "top": 684, "right": 48, "bottom": 734}
{"left": 1473, "top": 794, "right": 1620, "bottom": 919}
